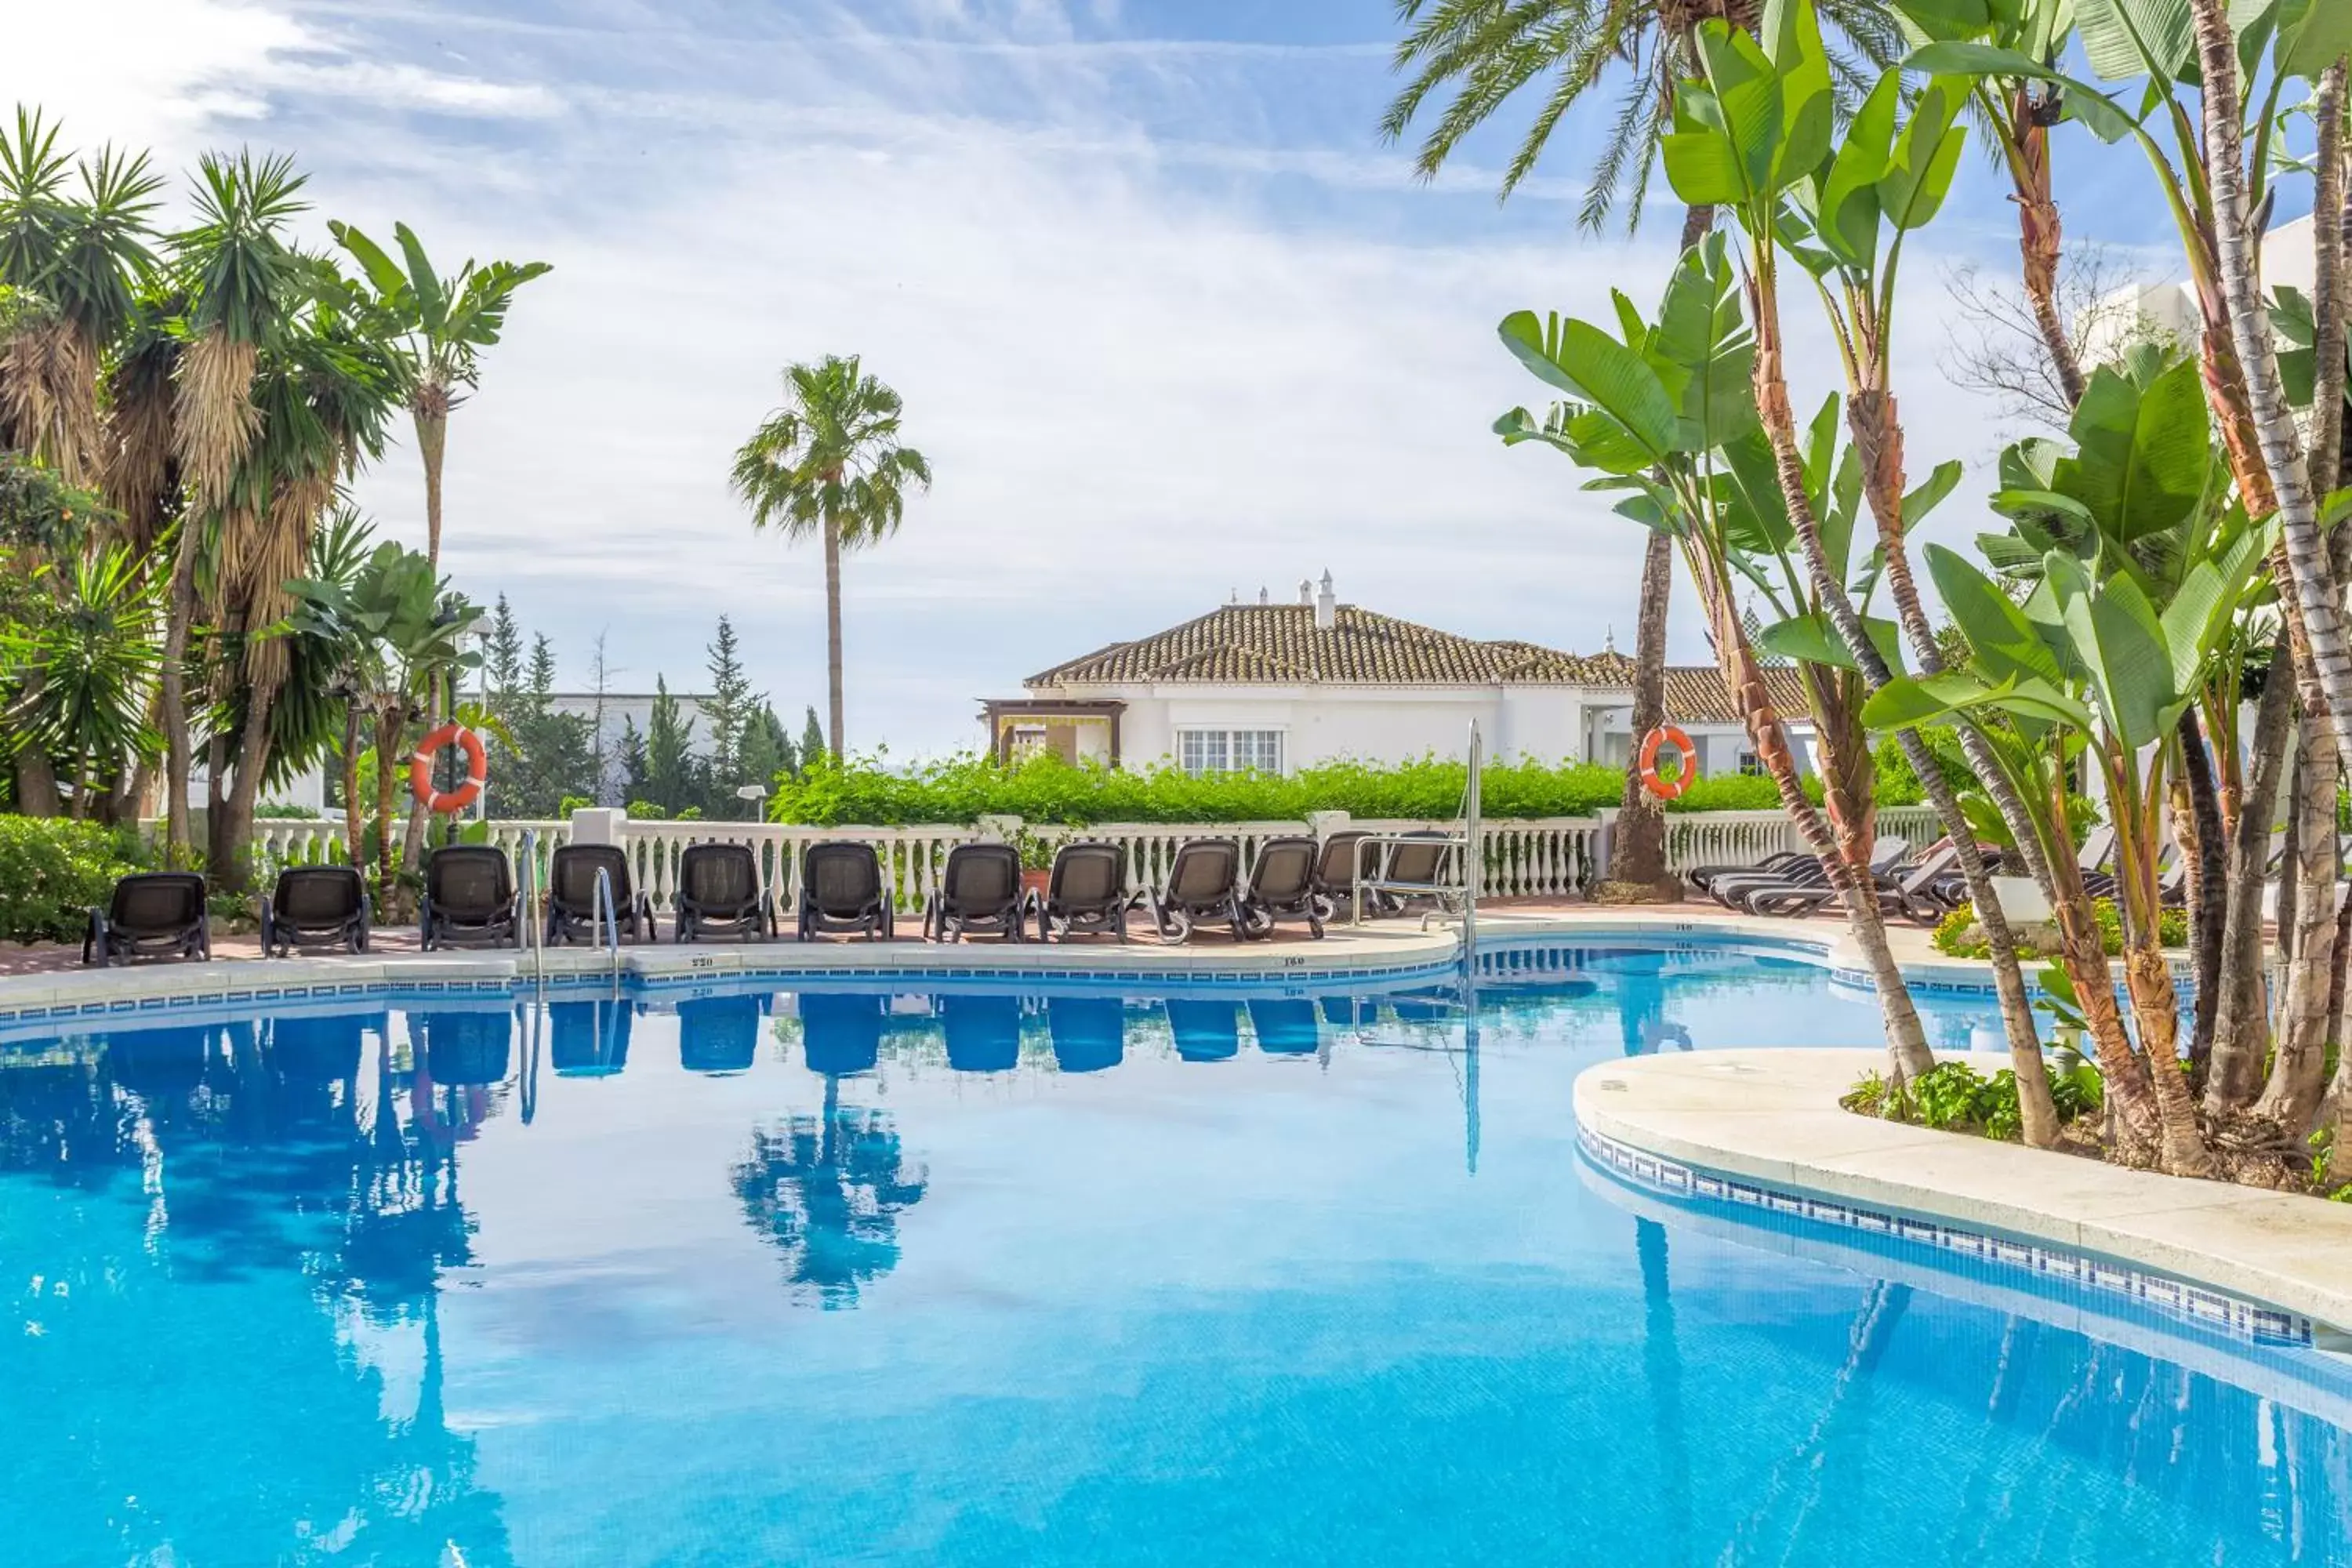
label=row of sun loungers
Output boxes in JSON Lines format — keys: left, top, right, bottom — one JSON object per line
{"left": 81, "top": 830, "right": 1467, "bottom": 966}
{"left": 1686, "top": 823, "right": 2198, "bottom": 924}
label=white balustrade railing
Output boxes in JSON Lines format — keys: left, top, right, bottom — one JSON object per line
{"left": 618, "top": 821, "right": 982, "bottom": 916}
{"left": 188, "top": 803, "right": 1938, "bottom": 913}
{"left": 1661, "top": 803, "right": 1947, "bottom": 875}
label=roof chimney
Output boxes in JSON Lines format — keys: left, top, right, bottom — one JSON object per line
{"left": 1298, "top": 579, "right": 1313, "bottom": 606}
{"left": 1314, "top": 569, "right": 1336, "bottom": 631}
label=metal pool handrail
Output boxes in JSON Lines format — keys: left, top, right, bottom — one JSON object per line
{"left": 592, "top": 865, "right": 622, "bottom": 996}
{"left": 1348, "top": 832, "right": 1472, "bottom": 927}
{"left": 520, "top": 829, "right": 546, "bottom": 989}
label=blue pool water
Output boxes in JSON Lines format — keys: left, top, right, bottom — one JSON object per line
{"left": 4, "top": 939, "right": 2350, "bottom": 1566}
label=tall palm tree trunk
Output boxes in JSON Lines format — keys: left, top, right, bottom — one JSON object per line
{"left": 418, "top": 400, "right": 448, "bottom": 569}
{"left": 2173, "top": 710, "right": 2227, "bottom": 1063}
{"left": 13, "top": 743, "right": 62, "bottom": 817}
{"left": 1844, "top": 388, "right": 2059, "bottom": 1145}
{"left": 2045, "top": 806, "right": 2168, "bottom": 1163}
{"left": 1606, "top": 199, "right": 1717, "bottom": 898}
{"left": 399, "top": 399, "right": 451, "bottom": 877}
{"left": 824, "top": 511, "right": 846, "bottom": 757}
{"left": 1689, "top": 546, "right": 1934, "bottom": 1082}
{"left": 1739, "top": 264, "right": 1934, "bottom": 1079}
{"left": 2254, "top": 705, "right": 2342, "bottom": 1129}
{"left": 343, "top": 703, "right": 365, "bottom": 870}
{"left": 217, "top": 673, "right": 283, "bottom": 892}
{"left": 2208, "top": 633, "right": 2296, "bottom": 1112}
{"left": 376, "top": 707, "right": 403, "bottom": 895}
{"left": 2008, "top": 86, "right": 2088, "bottom": 410}
{"left": 2187, "top": 7, "right": 2352, "bottom": 779}
{"left": 158, "top": 518, "right": 203, "bottom": 862}
{"left": 1608, "top": 529, "right": 1676, "bottom": 893}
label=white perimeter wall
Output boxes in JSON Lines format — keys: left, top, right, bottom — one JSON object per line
{"left": 1066, "top": 684, "right": 1596, "bottom": 769}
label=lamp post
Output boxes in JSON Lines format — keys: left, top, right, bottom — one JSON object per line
{"left": 735, "top": 783, "right": 768, "bottom": 822}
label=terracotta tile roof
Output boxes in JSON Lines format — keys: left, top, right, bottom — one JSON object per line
{"left": 1661, "top": 664, "right": 1814, "bottom": 726}
{"left": 1025, "top": 604, "right": 1632, "bottom": 688}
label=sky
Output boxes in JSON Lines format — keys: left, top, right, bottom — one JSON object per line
{"left": 2, "top": 0, "right": 2247, "bottom": 761}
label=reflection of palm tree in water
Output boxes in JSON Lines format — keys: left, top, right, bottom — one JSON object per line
{"left": 731, "top": 1074, "right": 928, "bottom": 1307}
{"left": 1635, "top": 1219, "right": 1692, "bottom": 1566}
{"left": 1616, "top": 970, "right": 1692, "bottom": 1057}
{"left": 0, "top": 1016, "right": 514, "bottom": 1564}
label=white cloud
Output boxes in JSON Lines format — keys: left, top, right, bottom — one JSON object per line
{"left": 0, "top": 0, "right": 557, "bottom": 167}
{"left": 9, "top": 0, "right": 2024, "bottom": 757}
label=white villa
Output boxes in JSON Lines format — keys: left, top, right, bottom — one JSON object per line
{"left": 981, "top": 574, "right": 1814, "bottom": 778}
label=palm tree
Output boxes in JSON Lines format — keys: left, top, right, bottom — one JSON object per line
{"left": 327, "top": 220, "right": 546, "bottom": 878}
{"left": 327, "top": 222, "right": 548, "bottom": 574}
{"left": 285, "top": 532, "right": 482, "bottom": 889}
{"left": 205, "top": 290, "right": 399, "bottom": 883}
{"left": 0, "top": 108, "right": 162, "bottom": 815}
{"left": 1380, "top": 0, "right": 1901, "bottom": 897}
{"left": 2184, "top": 5, "right": 2352, "bottom": 782}
{"left": 729, "top": 355, "right": 931, "bottom": 757}
{"left": 157, "top": 151, "right": 306, "bottom": 862}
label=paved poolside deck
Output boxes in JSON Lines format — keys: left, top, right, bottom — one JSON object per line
{"left": 1576, "top": 1049, "right": 2352, "bottom": 1338}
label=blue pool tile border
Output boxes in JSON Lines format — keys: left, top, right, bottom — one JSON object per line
{"left": 1576, "top": 1122, "right": 2317, "bottom": 1349}
{"left": 0, "top": 956, "right": 1468, "bottom": 1036}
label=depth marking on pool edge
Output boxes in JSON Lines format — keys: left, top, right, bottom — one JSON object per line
{"left": 1575, "top": 1123, "right": 2318, "bottom": 1350}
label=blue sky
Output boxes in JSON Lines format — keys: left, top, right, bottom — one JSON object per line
{"left": 6, "top": 0, "right": 2238, "bottom": 761}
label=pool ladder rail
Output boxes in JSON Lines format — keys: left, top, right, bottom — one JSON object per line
{"left": 515, "top": 829, "right": 624, "bottom": 996}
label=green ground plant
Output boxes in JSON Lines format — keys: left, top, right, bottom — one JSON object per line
{"left": 1933, "top": 898, "right": 2188, "bottom": 958}
{"left": 1844, "top": 1057, "right": 2103, "bottom": 1141}
{"left": 0, "top": 815, "right": 146, "bottom": 942}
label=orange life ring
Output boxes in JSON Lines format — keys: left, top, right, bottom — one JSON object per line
{"left": 1638, "top": 724, "right": 1697, "bottom": 801}
{"left": 410, "top": 723, "right": 487, "bottom": 814}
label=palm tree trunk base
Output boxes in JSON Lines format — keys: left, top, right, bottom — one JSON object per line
{"left": 1588, "top": 878, "right": 1686, "bottom": 905}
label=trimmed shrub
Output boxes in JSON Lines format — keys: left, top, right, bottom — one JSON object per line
{"left": 768, "top": 750, "right": 1820, "bottom": 828}
{"left": 0, "top": 815, "right": 148, "bottom": 942}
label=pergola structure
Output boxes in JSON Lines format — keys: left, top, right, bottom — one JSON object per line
{"left": 977, "top": 699, "right": 1127, "bottom": 767}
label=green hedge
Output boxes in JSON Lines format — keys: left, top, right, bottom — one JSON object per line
{"left": 0, "top": 815, "right": 147, "bottom": 942}
{"left": 768, "top": 751, "right": 1817, "bottom": 827}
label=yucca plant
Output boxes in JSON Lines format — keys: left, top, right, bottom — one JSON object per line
{"left": 10, "top": 543, "right": 162, "bottom": 818}
{"left": 154, "top": 150, "right": 307, "bottom": 862}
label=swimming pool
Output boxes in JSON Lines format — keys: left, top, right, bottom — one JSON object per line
{"left": 4, "top": 938, "right": 2347, "bottom": 1565}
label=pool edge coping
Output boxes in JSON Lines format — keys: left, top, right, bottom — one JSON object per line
{"left": 1573, "top": 1047, "right": 2352, "bottom": 1340}
{"left": 0, "top": 907, "right": 2070, "bottom": 1028}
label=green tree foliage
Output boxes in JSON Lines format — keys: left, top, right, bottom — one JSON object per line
{"left": 800, "top": 706, "right": 827, "bottom": 772}
{"left": 703, "top": 614, "right": 750, "bottom": 787}
{"left": 493, "top": 634, "right": 593, "bottom": 818}
{"left": 739, "top": 702, "right": 796, "bottom": 794}
{"left": 619, "top": 713, "right": 650, "bottom": 805}
{"left": 644, "top": 675, "right": 699, "bottom": 816}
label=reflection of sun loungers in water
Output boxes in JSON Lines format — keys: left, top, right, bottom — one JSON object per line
{"left": 410, "top": 1008, "right": 512, "bottom": 1143}
{"left": 943, "top": 994, "right": 1022, "bottom": 1073}
{"left": 680, "top": 994, "right": 763, "bottom": 1075}
{"left": 550, "top": 998, "right": 633, "bottom": 1077}
{"left": 1167, "top": 1000, "right": 1240, "bottom": 1062}
{"left": 800, "top": 992, "right": 886, "bottom": 1076}
{"left": 1048, "top": 997, "right": 1123, "bottom": 1074}
{"left": 1247, "top": 1000, "right": 1320, "bottom": 1057}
